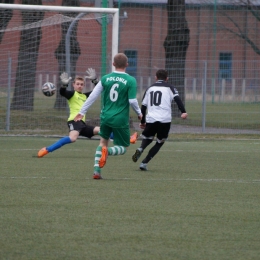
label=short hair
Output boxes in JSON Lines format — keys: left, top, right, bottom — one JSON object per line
{"left": 74, "top": 76, "right": 85, "bottom": 83}
{"left": 156, "top": 69, "right": 168, "bottom": 80}
{"left": 113, "top": 53, "right": 128, "bottom": 69}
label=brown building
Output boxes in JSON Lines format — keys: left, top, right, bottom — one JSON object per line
{"left": 1, "top": 0, "right": 259, "bottom": 99}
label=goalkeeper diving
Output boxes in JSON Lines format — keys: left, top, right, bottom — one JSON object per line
{"left": 37, "top": 68, "right": 138, "bottom": 158}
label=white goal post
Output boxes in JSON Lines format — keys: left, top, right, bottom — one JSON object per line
{"left": 0, "top": 3, "right": 119, "bottom": 70}
{"left": 0, "top": 3, "right": 119, "bottom": 133}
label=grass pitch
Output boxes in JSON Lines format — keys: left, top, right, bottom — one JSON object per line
{"left": 0, "top": 136, "right": 260, "bottom": 260}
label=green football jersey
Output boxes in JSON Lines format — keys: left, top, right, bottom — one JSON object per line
{"left": 100, "top": 71, "right": 137, "bottom": 128}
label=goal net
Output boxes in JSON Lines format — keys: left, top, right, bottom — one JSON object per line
{"left": 0, "top": 4, "right": 118, "bottom": 135}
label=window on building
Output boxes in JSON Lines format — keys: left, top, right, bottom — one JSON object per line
{"left": 219, "top": 52, "right": 232, "bottom": 80}
{"left": 124, "top": 50, "right": 137, "bottom": 78}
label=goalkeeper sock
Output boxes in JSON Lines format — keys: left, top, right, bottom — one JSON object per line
{"left": 46, "top": 136, "right": 71, "bottom": 152}
{"left": 109, "top": 132, "right": 114, "bottom": 140}
{"left": 108, "top": 146, "right": 126, "bottom": 155}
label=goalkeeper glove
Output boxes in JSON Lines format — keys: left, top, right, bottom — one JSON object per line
{"left": 85, "top": 68, "right": 98, "bottom": 85}
{"left": 60, "top": 72, "right": 72, "bottom": 87}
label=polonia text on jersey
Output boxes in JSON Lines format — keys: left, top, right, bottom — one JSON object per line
{"left": 106, "top": 77, "right": 127, "bottom": 85}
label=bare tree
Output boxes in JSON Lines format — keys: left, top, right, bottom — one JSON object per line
{"left": 0, "top": 0, "right": 14, "bottom": 43}
{"left": 54, "top": 0, "right": 81, "bottom": 109}
{"left": 11, "top": 0, "right": 44, "bottom": 111}
{"left": 209, "top": 0, "right": 260, "bottom": 55}
{"left": 164, "top": 0, "right": 190, "bottom": 116}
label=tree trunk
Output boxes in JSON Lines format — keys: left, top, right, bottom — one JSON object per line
{"left": 164, "top": 0, "right": 190, "bottom": 116}
{"left": 0, "top": 0, "right": 14, "bottom": 43}
{"left": 11, "top": 0, "right": 43, "bottom": 111}
{"left": 54, "top": 0, "right": 81, "bottom": 110}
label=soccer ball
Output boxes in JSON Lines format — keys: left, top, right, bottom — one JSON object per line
{"left": 42, "top": 82, "right": 56, "bottom": 97}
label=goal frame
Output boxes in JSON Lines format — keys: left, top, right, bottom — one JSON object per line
{"left": 0, "top": 3, "right": 119, "bottom": 71}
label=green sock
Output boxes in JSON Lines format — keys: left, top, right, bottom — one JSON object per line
{"left": 108, "top": 146, "right": 126, "bottom": 155}
{"left": 94, "top": 146, "right": 102, "bottom": 173}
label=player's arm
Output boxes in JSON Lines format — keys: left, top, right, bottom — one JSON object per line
{"left": 85, "top": 68, "right": 99, "bottom": 85}
{"left": 129, "top": 98, "right": 142, "bottom": 120}
{"left": 170, "top": 85, "right": 188, "bottom": 119}
{"left": 140, "top": 105, "right": 147, "bottom": 124}
{"left": 138, "top": 104, "right": 147, "bottom": 129}
{"left": 59, "top": 72, "right": 74, "bottom": 99}
{"left": 74, "top": 82, "right": 103, "bottom": 121}
{"left": 84, "top": 68, "right": 99, "bottom": 97}
{"left": 173, "top": 96, "right": 188, "bottom": 119}
{"left": 139, "top": 88, "right": 149, "bottom": 127}
{"left": 128, "top": 78, "right": 142, "bottom": 120}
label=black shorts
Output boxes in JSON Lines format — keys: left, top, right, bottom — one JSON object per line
{"left": 67, "top": 120, "right": 95, "bottom": 139}
{"left": 142, "top": 122, "right": 171, "bottom": 141}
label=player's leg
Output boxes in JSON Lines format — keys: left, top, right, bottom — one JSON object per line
{"left": 132, "top": 123, "right": 155, "bottom": 162}
{"left": 37, "top": 130, "right": 78, "bottom": 158}
{"left": 94, "top": 126, "right": 100, "bottom": 135}
{"left": 92, "top": 124, "right": 111, "bottom": 179}
{"left": 37, "top": 135, "right": 73, "bottom": 157}
{"left": 93, "top": 137, "right": 109, "bottom": 179}
{"left": 37, "top": 121, "right": 80, "bottom": 158}
{"left": 100, "top": 128, "right": 127, "bottom": 165}
{"left": 101, "top": 128, "right": 128, "bottom": 168}
{"left": 109, "top": 131, "right": 137, "bottom": 144}
{"left": 93, "top": 126, "right": 129, "bottom": 179}
{"left": 130, "top": 132, "right": 138, "bottom": 144}
{"left": 139, "top": 142, "right": 164, "bottom": 171}
{"left": 78, "top": 123, "right": 104, "bottom": 179}
{"left": 139, "top": 122, "right": 171, "bottom": 170}
{"left": 107, "top": 127, "right": 129, "bottom": 156}
{"left": 79, "top": 123, "right": 98, "bottom": 139}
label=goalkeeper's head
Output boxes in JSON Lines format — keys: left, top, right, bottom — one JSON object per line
{"left": 113, "top": 53, "right": 128, "bottom": 69}
{"left": 156, "top": 69, "right": 168, "bottom": 81}
{"left": 73, "top": 76, "right": 85, "bottom": 93}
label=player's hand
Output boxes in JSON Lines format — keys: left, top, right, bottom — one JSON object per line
{"left": 60, "top": 72, "right": 72, "bottom": 86}
{"left": 85, "top": 68, "right": 97, "bottom": 80}
{"left": 74, "top": 113, "right": 83, "bottom": 122}
{"left": 181, "top": 113, "right": 188, "bottom": 119}
{"left": 139, "top": 123, "right": 146, "bottom": 129}
{"left": 138, "top": 114, "right": 143, "bottom": 121}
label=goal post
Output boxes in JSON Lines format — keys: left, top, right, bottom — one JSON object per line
{"left": 0, "top": 3, "right": 119, "bottom": 134}
{"left": 0, "top": 4, "right": 119, "bottom": 70}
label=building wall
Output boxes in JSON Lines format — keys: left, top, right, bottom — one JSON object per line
{"left": 2, "top": 0, "right": 260, "bottom": 87}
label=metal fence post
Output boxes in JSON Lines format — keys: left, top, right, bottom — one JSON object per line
{"left": 6, "top": 57, "right": 12, "bottom": 131}
{"left": 202, "top": 61, "right": 207, "bottom": 133}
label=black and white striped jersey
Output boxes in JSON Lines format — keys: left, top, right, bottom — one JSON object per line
{"left": 141, "top": 80, "right": 185, "bottom": 123}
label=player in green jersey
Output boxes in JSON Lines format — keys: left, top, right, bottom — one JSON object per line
{"left": 37, "top": 69, "right": 138, "bottom": 158}
{"left": 74, "top": 53, "right": 142, "bottom": 179}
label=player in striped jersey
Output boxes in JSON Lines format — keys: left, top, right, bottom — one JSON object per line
{"left": 132, "top": 69, "right": 188, "bottom": 171}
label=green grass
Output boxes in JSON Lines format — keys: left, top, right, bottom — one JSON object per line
{"left": 1, "top": 136, "right": 260, "bottom": 259}
{"left": 185, "top": 101, "right": 260, "bottom": 129}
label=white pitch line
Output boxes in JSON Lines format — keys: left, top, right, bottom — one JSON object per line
{"left": 1, "top": 148, "right": 259, "bottom": 153}
{"left": 162, "top": 150, "right": 260, "bottom": 153}
{"left": 0, "top": 176, "right": 259, "bottom": 184}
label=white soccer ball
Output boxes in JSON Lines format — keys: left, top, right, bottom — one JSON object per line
{"left": 42, "top": 82, "right": 56, "bottom": 97}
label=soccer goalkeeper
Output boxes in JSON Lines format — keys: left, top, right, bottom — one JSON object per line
{"left": 38, "top": 69, "right": 138, "bottom": 158}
